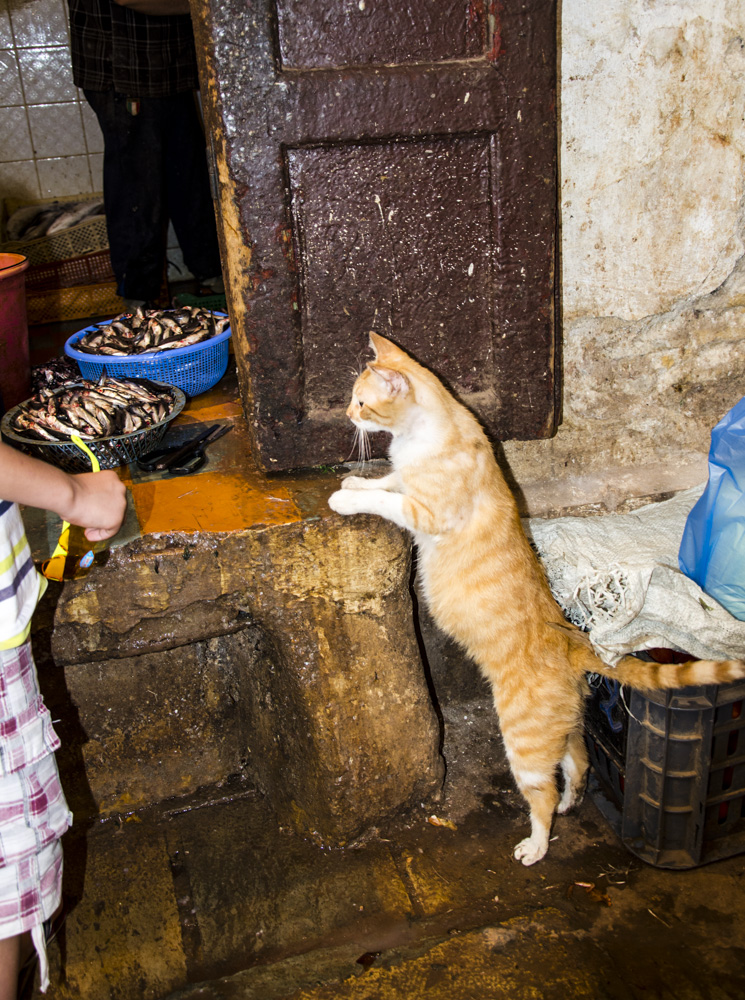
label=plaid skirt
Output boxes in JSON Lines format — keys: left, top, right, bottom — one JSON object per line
{"left": 0, "top": 641, "right": 72, "bottom": 988}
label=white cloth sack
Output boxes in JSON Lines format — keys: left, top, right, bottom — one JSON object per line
{"left": 528, "top": 485, "right": 745, "bottom": 666}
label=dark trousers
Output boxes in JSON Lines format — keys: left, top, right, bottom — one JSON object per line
{"left": 84, "top": 87, "right": 222, "bottom": 301}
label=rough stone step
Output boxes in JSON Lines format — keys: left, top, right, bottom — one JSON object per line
{"left": 33, "top": 515, "right": 443, "bottom": 845}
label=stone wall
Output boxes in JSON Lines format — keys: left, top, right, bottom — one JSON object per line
{"left": 502, "top": 1, "right": 745, "bottom": 508}
{"left": 34, "top": 518, "right": 444, "bottom": 844}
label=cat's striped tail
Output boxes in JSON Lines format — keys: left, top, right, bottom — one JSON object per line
{"left": 550, "top": 620, "right": 745, "bottom": 692}
{"left": 604, "top": 653, "right": 745, "bottom": 692}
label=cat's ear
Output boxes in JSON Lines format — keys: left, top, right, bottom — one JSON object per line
{"left": 368, "top": 331, "right": 387, "bottom": 358}
{"left": 367, "top": 332, "right": 409, "bottom": 395}
{"left": 368, "top": 363, "right": 410, "bottom": 397}
{"left": 368, "top": 331, "right": 402, "bottom": 363}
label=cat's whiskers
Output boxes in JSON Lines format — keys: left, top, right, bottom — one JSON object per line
{"left": 344, "top": 422, "right": 371, "bottom": 466}
{"left": 355, "top": 424, "right": 371, "bottom": 464}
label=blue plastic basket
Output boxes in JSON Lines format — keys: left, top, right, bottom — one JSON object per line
{"left": 64, "top": 312, "right": 231, "bottom": 397}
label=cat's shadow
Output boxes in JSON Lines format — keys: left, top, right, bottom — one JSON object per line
{"left": 490, "top": 440, "right": 528, "bottom": 515}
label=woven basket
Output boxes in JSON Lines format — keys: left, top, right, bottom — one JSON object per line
{"left": 25, "top": 250, "right": 115, "bottom": 292}
{"left": 0, "top": 216, "right": 109, "bottom": 267}
{"left": 0, "top": 382, "right": 186, "bottom": 473}
{"left": 26, "top": 281, "right": 122, "bottom": 326}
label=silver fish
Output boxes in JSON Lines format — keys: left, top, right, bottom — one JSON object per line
{"left": 10, "top": 376, "right": 176, "bottom": 442}
{"left": 74, "top": 306, "right": 228, "bottom": 356}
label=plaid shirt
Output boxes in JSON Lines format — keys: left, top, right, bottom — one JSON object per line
{"left": 68, "top": 0, "right": 200, "bottom": 98}
{"left": 0, "top": 642, "right": 71, "bottom": 970}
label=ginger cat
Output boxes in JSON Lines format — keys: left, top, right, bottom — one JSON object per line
{"left": 328, "top": 332, "right": 745, "bottom": 865}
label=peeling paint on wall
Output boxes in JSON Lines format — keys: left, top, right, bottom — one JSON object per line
{"left": 562, "top": 2, "right": 745, "bottom": 322}
{"left": 502, "top": 0, "right": 745, "bottom": 505}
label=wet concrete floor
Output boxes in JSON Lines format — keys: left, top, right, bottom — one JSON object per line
{"left": 34, "top": 697, "right": 745, "bottom": 1000}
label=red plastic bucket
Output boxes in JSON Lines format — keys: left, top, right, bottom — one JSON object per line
{"left": 0, "top": 253, "right": 31, "bottom": 412}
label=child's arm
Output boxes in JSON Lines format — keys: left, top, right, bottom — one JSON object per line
{"left": 0, "top": 441, "right": 127, "bottom": 542}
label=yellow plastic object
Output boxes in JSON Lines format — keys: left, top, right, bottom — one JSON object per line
{"left": 41, "top": 435, "right": 106, "bottom": 582}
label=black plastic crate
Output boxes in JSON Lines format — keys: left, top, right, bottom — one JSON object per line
{"left": 585, "top": 664, "right": 745, "bottom": 869}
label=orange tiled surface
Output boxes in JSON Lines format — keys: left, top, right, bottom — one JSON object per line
{"left": 119, "top": 370, "right": 306, "bottom": 536}
{"left": 21, "top": 363, "right": 343, "bottom": 560}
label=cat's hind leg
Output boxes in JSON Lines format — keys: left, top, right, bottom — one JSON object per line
{"left": 494, "top": 691, "right": 564, "bottom": 866}
{"left": 511, "top": 721, "right": 587, "bottom": 863}
{"left": 511, "top": 768, "right": 560, "bottom": 866}
{"left": 557, "top": 728, "right": 588, "bottom": 815}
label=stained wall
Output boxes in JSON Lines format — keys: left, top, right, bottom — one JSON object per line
{"left": 503, "top": 1, "right": 745, "bottom": 507}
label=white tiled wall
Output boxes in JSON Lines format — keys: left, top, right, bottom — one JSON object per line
{"left": 1, "top": 0, "right": 195, "bottom": 278}
{"left": 0, "top": 0, "right": 103, "bottom": 208}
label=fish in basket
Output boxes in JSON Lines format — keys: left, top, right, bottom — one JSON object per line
{"left": 64, "top": 306, "right": 232, "bottom": 397}
{"left": 0, "top": 376, "right": 186, "bottom": 472}
{"left": 73, "top": 304, "right": 229, "bottom": 355}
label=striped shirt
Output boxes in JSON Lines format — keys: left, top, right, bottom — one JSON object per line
{"left": 0, "top": 502, "right": 46, "bottom": 650}
{"left": 68, "top": 0, "right": 199, "bottom": 98}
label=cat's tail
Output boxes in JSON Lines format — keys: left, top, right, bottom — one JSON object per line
{"left": 549, "top": 620, "right": 745, "bottom": 691}
{"left": 601, "top": 652, "right": 745, "bottom": 691}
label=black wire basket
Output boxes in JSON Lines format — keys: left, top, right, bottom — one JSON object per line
{"left": 0, "top": 381, "right": 186, "bottom": 473}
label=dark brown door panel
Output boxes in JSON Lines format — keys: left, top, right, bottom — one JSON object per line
{"left": 193, "top": 0, "right": 559, "bottom": 471}
{"left": 276, "top": 0, "right": 486, "bottom": 71}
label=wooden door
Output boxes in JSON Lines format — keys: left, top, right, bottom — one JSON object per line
{"left": 192, "top": 0, "right": 559, "bottom": 472}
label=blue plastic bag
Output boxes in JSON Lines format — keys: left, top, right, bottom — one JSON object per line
{"left": 679, "top": 395, "right": 745, "bottom": 620}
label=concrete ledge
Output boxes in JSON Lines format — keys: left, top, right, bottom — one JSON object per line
{"left": 34, "top": 514, "right": 444, "bottom": 845}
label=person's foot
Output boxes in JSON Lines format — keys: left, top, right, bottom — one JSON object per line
{"left": 122, "top": 298, "right": 148, "bottom": 312}
{"left": 197, "top": 275, "right": 225, "bottom": 295}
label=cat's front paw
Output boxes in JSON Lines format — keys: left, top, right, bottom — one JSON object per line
{"left": 328, "top": 489, "right": 362, "bottom": 516}
{"left": 340, "top": 475, "right": 368, "bottom": 490}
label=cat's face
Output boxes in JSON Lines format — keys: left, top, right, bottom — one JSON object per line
{"left": 347, "top": 363, "right": 411, "bottom": 433}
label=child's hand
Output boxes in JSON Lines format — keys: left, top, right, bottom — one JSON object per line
{"left": 0, "top": 441, "right": 127, "bottom": 540}
{"left": 64, "top": 471, "right": 128, "bottom": 541}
